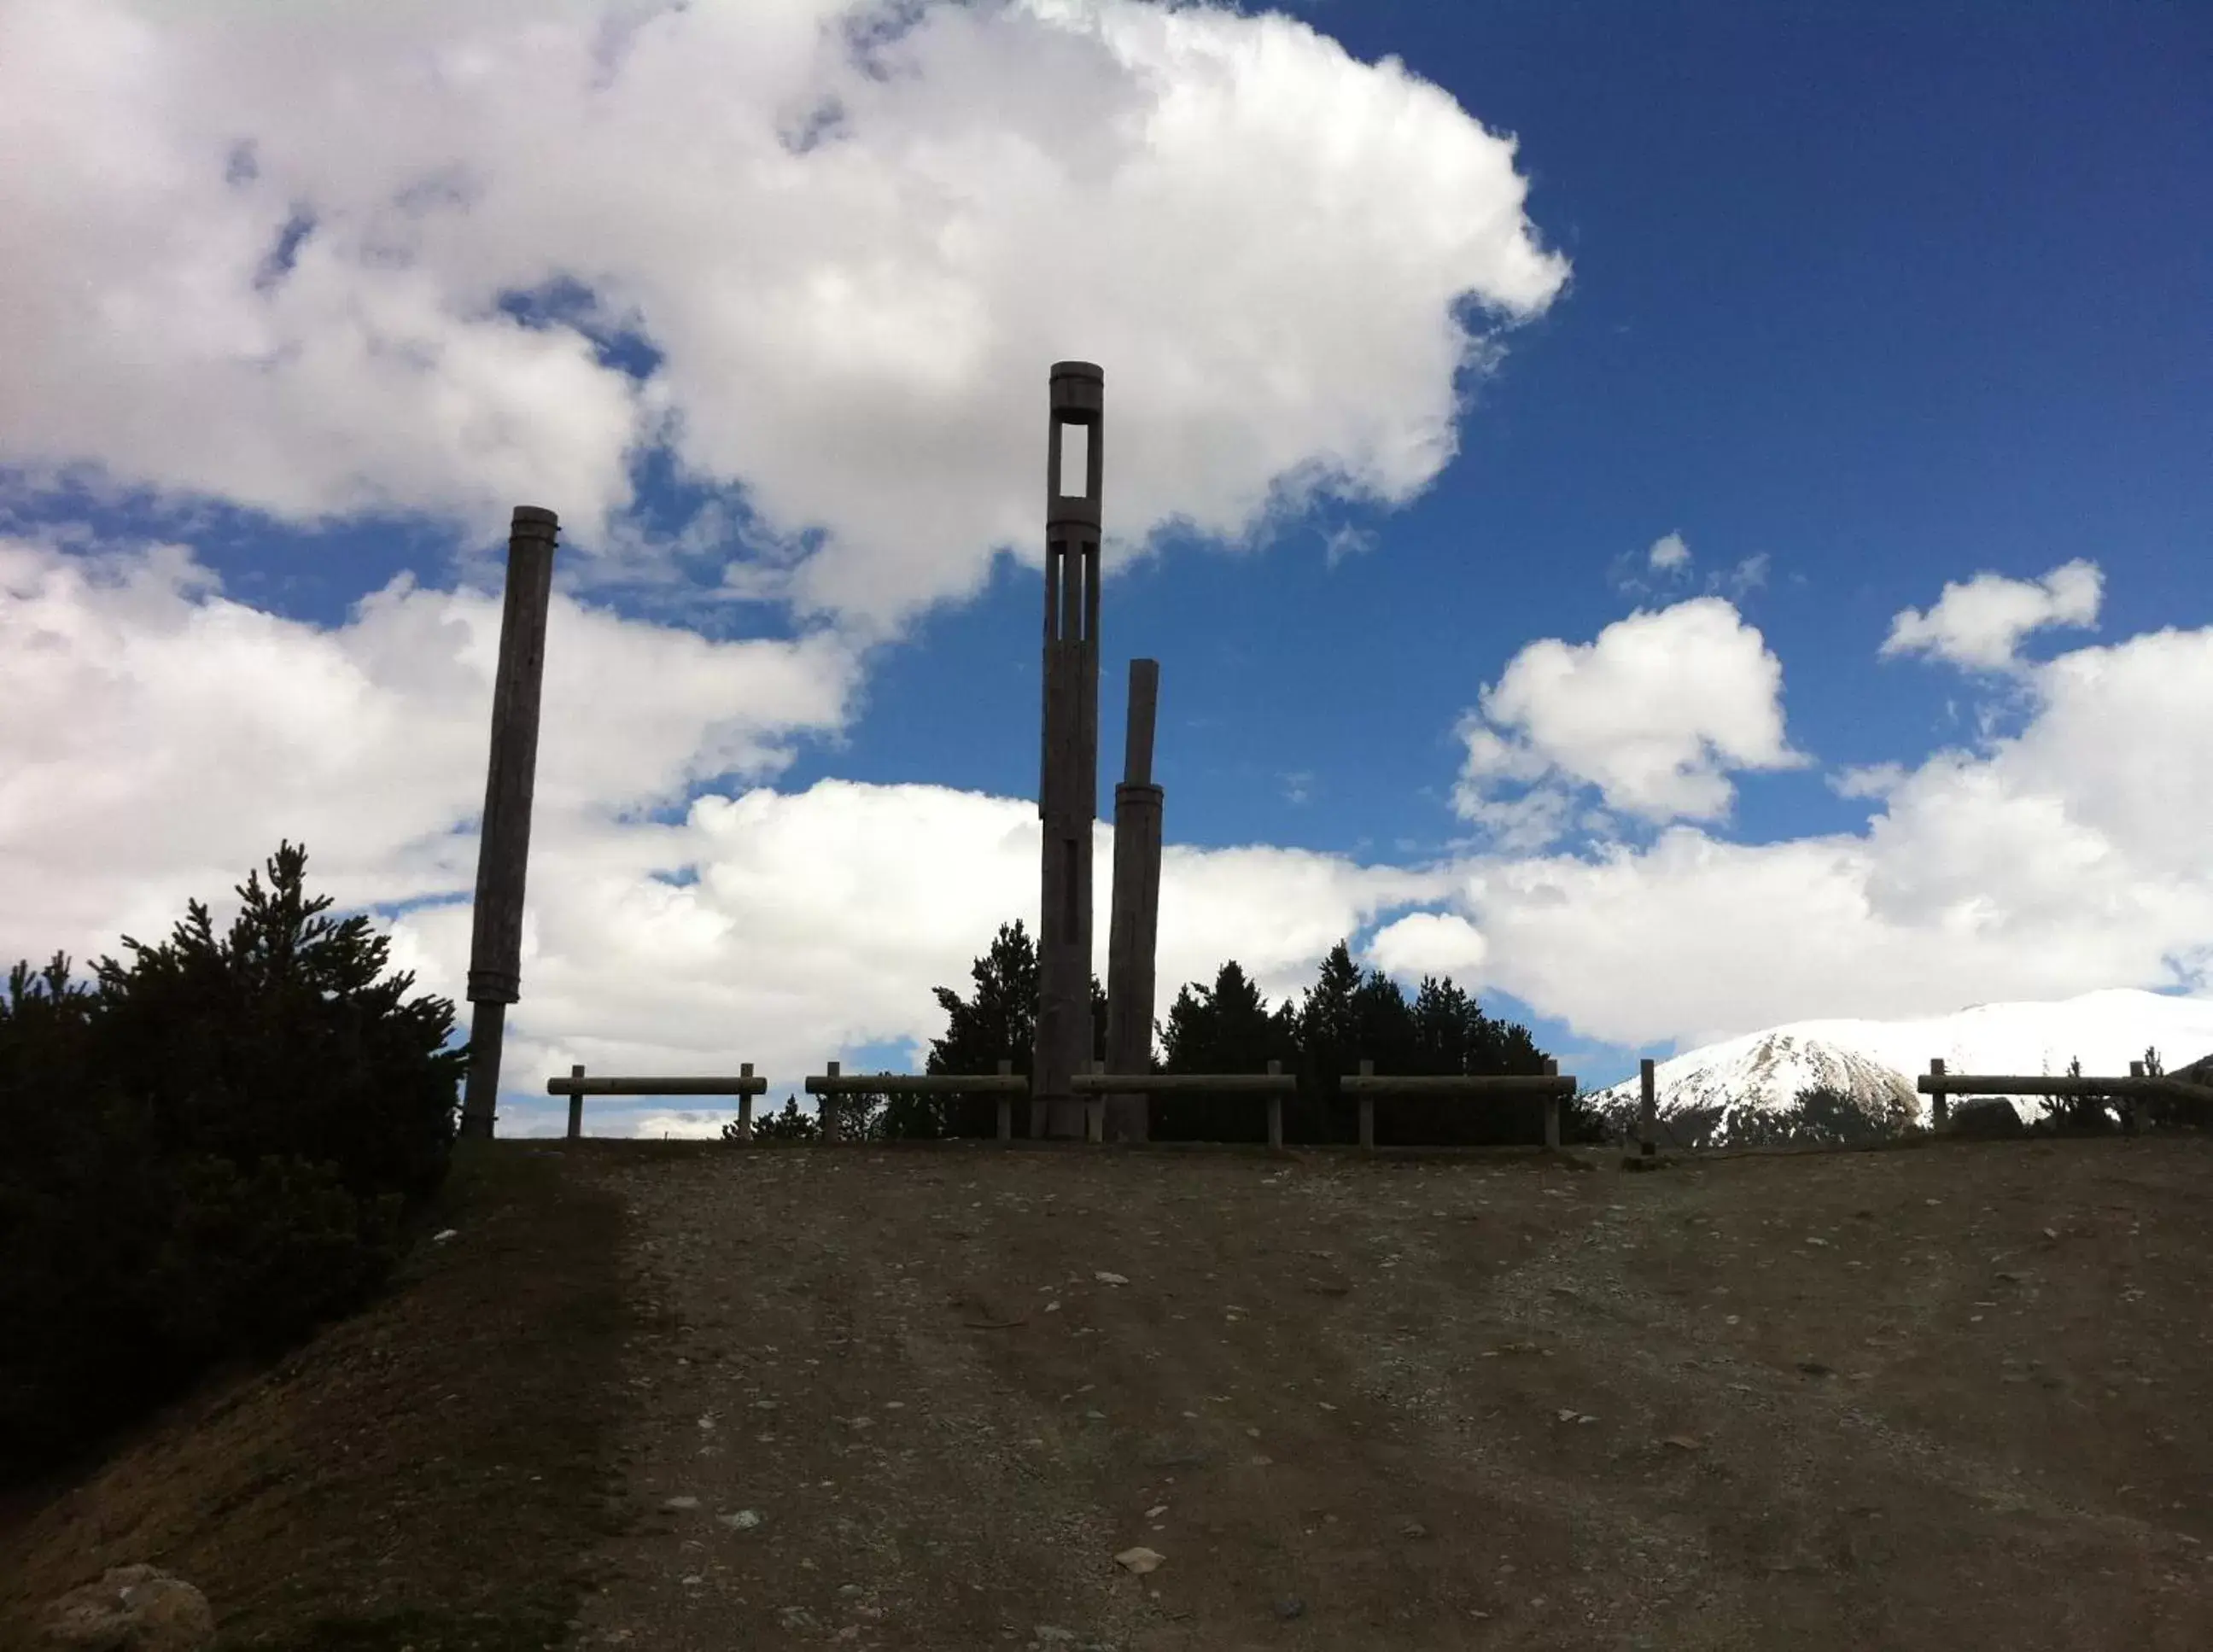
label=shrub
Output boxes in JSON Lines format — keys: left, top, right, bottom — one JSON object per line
{"left": 733, "top": 1095, "right": 820, "bottom": 1143}
{"left": 2029, "top": 1055, "right": 2122, "bottom": 1135}
{"left": 0, "top": 842, "right": 465, "bottom": 1484}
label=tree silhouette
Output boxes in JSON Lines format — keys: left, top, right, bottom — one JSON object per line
{"left": 896, "top": 919, "right": 1108, "bottom": 1139}
{"left": 1156, "top": 961, "right": 1293, "bottom": 1141}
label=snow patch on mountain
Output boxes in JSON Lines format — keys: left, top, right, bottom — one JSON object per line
{"left": 1588, "top": 987, "right": 2213, "bottom": 1145}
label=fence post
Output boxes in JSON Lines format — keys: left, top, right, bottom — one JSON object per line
{"left": 997, "top": 1058, "right": 1014, "bottom": 1143}
{"left": 738, "top": 1061, "right": 755, "bottom": 1141}
{"left": 1543, "top": 1055, "right": 1561, "bottom": 1149}
{"left": 1929, "top": 1059, "right": 1947, "bottom": 1130}
{"left": 1358, "top": 1058, "right": 1375, "bottom": 1150}
{"left": 1266, "top": 1058, "right": 1284, "bottom": 1150}
{"left": 824, "top": 1059, "right": 841, "bottom": 1145}
{"left": 567, "top": 1064, "right": 584, "bottom": 1141}
{"left": 1638, "top": 1057, "right": 1656, "bottom": 1157}
{"left": 1088, "top": 1059, "right": 1106, "bottom": 1143}
{"left": 2127, "top": 1060, "right": 2143, "bottom": 1136}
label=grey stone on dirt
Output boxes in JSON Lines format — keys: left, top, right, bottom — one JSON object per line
{"left": 1273, "top": 1596, "right": 1307, "bottom": 1620}
{"left": 38, "top": 1564, "right": 215, "bottom": 1652}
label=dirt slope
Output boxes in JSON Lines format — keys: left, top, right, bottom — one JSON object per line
{"left": 5, "top": 1135, "right": 2210, "bottom": 1650}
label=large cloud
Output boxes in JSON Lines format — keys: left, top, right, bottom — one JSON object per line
{"left": 1449, "top": 596, "right": 1813, "bottom": 849}
{"left": 0, "top": 0, "right": 1568, "bottom": 635}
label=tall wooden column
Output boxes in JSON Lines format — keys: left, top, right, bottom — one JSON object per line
{"left": 1104, "top": 659, "right": 1163, "bottom": 1143}
{"left": 458, "top": 505, "right": 560, "bottom": 1141}
{"left": 1036, "top": 362, "right": 1103, "bottom": 1141}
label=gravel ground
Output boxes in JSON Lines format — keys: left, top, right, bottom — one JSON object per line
{"left": 558, "top": 1134, "right": 2213, "bottom": 1650}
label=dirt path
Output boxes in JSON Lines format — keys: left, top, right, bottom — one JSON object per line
{"left": 561, "top": 1135, "right": 2213, "bottom": 1650}
{"left": 4, "top": 1135, "right": 2206, "bottom": 1650}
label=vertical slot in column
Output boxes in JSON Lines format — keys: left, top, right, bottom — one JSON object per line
{"left": 1058, "top": 420, "right": 1091, "bottom": 499}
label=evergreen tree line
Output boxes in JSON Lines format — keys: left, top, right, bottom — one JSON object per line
{"left": 726, "top": 918, "right": 1612, "bottom": 1147}
{"left": 733, "top": 919, "right": 2213, "bottom": 1150}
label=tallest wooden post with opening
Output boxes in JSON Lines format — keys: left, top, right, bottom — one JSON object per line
{"left": 458, "top": 505, "right": 559, "bottom": 1141}
{"left": 1036, "top": 363, "right": 1103, "bottom": 1141}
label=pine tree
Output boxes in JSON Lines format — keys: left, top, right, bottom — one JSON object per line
{"left": 1340, "top": 967, "right": 1416, "bottom": 1144}
{"left": 0, "top": 841, "right": 466, "bottom": 1482}
{"left": 1156, "top": 961, "right": 1292, "bottom": 1141}
{"left": 1288, "top": 941, "right": 1364, "bottom": 1141}
{"left": 903, "top": 919, "right": 1110, "bottom": 1139}
{"left": 889, "top": 920, "right": 1034, "bottom": 1139}
{"left": 1398, "top": 975, "right": 1476, "bottom": 1140}
{"left": 83, "top": 839, "right": 465, "bottom": 1201}
{"left": 1410, "top": 976, "right": 1481, "bottom": 1071}
{"left": 743, "top": 1095, "right": 820, "bottom": 1142}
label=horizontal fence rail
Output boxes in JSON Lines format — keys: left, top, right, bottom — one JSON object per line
{"left": 1916, "top": 1057, "right": 2210, "bottom": 1135}
{"left": 1070, "top": 1056, "right": 1573, "bottom": 1149}
{"left": 551, "top": 1056, "right": 1584, "bottom": 1148}
{"left": 1069, "top": 1059, "right": 1297, "bottom": 1147}
{"left": 805, "top": 1059, "right": 1023, "bottom": 1143}
{"left": 547, "top": 1063, "right": 768, "bottom": 1140}
{"left": 548, "top": 1053, "right": 2210, "bottom": 1147}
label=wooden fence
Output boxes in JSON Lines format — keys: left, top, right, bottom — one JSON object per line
{"left": 552, "top": 1056, "right": 1576, "bottom": 1147}
{"left": 546, "top": 1063, "right": 768, "bottom": 1140}
{"left": 806, "top": 1059, "right": 1027, "bottom": 1143}
{"left": 1916, "top": 1057, "right": 2210, "bottom": 1134}
{"left": 550, "top": 1051, "right": 2210, "bottom": 1147}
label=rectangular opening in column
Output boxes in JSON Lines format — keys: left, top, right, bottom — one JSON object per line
{"left": 1058, "top": 420, "right": 1090, "bottom": 499}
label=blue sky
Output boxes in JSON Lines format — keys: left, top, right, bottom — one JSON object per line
{"left": 2, "top": 0, "right": 2207, "bottom": 1137}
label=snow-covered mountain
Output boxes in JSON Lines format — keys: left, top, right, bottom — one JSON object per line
{"left": 1585, "top": 987, "right": 2213, "bottom": 1144}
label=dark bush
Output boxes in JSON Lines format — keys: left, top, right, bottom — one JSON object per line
{"left": 1949, "top": 1097, "right": 2028, "bottom": 1138}
{"left": 733, "top": 1094, "right": 820, "bottom": 1142}
{"left": 0, "top": 841, "right": 466, "bottom": 1485}
{"left": 2028, "top": 1055, "right": 2122, "bottom": 1135}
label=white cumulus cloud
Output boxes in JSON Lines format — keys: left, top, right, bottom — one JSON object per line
{"left": 0, "top": 0, "right": 1568, "bottom": 638}
{"left": 1880, "top": 558, "right": 2102, "bottom": 675}
{"left": 1450, "top": 596, "right": 1813, "bottom": 847}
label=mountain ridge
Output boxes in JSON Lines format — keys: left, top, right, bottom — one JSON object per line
{"left": 1586, "top": 986, "right": 2213, "bottom": 1143}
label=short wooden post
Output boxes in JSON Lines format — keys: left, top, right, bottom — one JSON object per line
{"left": 1929, "top": 1059, "right": 1947, "bottom": 1130}
{"left": 823, "top": 1059, "right": 841, "bottom": 1145}
{"left": 567, "top": 1064, "right": 585, "bottom": 1140}
{"left": 1358, "top": 1058, "right": 1375, "bottom": 1150}
{"left": 2127, "top": 1060, "right": 2143, "bottom": 1136}
{"left": 996, "top": 1057, "right": 1014, "bottom": 1143}
{"left": 737, "top": 1061, "right": 755, "bottom": 1141}
{"left": 1266, "top": 1058, "right": 1284, "bottom": 1149}
{"left": 1543, "top": 1055, "right": 1561, "bottom": 1149}
{"left": 1087, "top": 1059, "right": 1106, "bottom": 1143}
{"left": 1638, "top": 1057, "right": 1656, "bottom": 1157}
